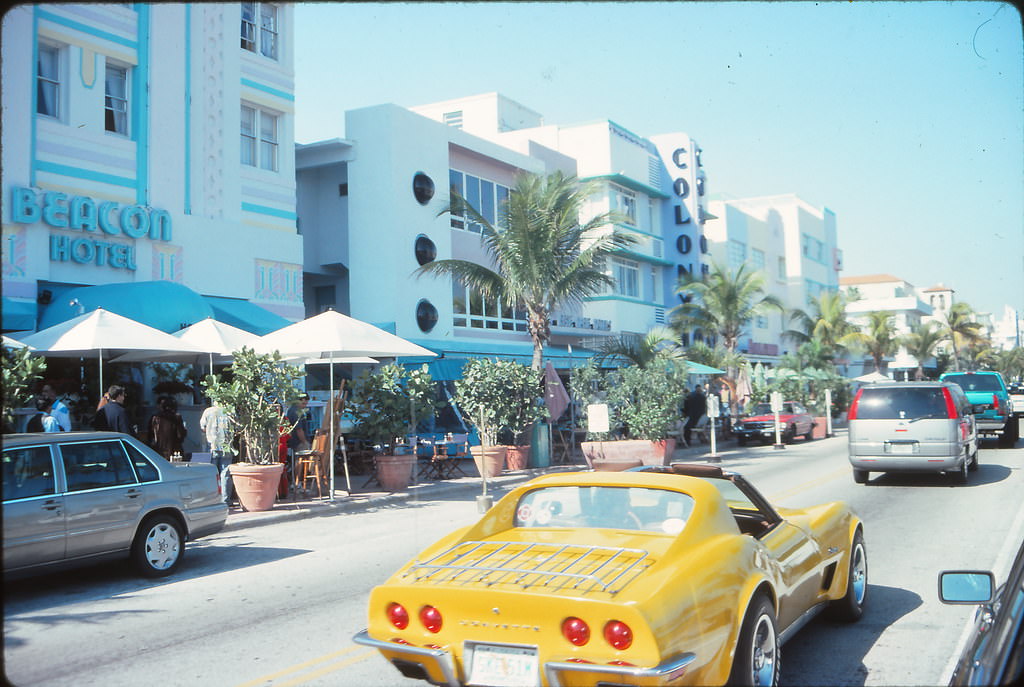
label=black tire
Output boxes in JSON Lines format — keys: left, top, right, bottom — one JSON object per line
{"left": 132, "top": 514, "right": 184, "bottom": 577}
{"left": 999, "top": 419, "right": 1019, "bottom": 447}
{"left": 828, "top": 530, "right": 867, "bottom": 621}
{"left": 783, "top": 425, "right": 796, "bottom": 444}
{"left": 950, "top": 452, "right": 969, "bottom": 485}
{"left": 968, "top": 446, "right": 980, "bottom": 471}
{"left": 852, "top": 469, "right": 869, "bottom": 484}
{"left": 803, "top": 425, "right": 814, "bottom": 441}
{"left": 729, "top": 594, "right": 779, "bottom": 687}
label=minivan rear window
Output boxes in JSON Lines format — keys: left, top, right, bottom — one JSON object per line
{"left": 855, "top": 387, "right": 949, "bottom": 420}
{"left": 942, "top": 374, "right": 1002, "bottom": 392}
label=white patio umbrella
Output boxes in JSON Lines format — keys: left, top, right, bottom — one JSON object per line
{"left": 2, "top": 335, "right": 33, "bottom": 350}
{"left": 854, "top": 370, "right": 893, "bottom": 383}
{"left": 20, "top": 308, "right": 206, "bottom": 396}
{"left": 112, "top": 317, "right": 256, "bottom": 371}
{"left": 249, "top": 310, "right": 437, "bottom": 497}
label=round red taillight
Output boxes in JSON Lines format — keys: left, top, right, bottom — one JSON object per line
{"left": 604, "top": 620, "right": 633, "bottom": 650}
{"left": 387, "top": 602, "right": 409, "bottom": 629}
{"left": 420, "top": 605, "right": 443, "bottom": 633}
{"left": 562, "top": 617, "right": 591, "bottom": 646}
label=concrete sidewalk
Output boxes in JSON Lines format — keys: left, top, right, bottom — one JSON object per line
{"left": 219, "top": 434, "right": 812, "bottom": 533}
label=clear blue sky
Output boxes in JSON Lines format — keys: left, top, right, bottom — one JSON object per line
{"left": 294, "top": 2, "right": 1023, "bottom": 318}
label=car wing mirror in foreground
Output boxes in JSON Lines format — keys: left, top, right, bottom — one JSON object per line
{"left": 938, "top": 570, "right": 995, "bottom": 604}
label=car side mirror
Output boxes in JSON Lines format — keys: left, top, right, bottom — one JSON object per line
{"left": 938, "top": 571, "right": 995, "bottom": 604}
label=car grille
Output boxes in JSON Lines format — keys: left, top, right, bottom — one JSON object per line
{"left": 404, "top": 541, "right": 652, "bottom": 596}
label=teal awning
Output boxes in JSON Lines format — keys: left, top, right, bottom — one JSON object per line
{"left": 406, "top": 339, "right": 598, "bottom": 370}
{"left": 38, "top": 281, "right": 214, "bottom": 334}
{"left": 203, "top": 296, "right": 291, "bottom": 335}
{"left": 2, "top": 297, "right": 36, "bottom": 332}
{"left": 685, "top": 361, "right": 725, "bottom": 375}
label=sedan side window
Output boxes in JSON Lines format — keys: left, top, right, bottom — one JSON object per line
{"left": 60, "top": 441, "right": 138, "bottom": 492}
{"left": 2, "top": 446, "right": 56, "bottom": 500}
{"left": 123, "top": 441, "right": 160, "bottom": 483}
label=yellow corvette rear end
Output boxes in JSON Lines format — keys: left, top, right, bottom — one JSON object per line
{"left": 355, "top": 468, "right": 864, "bottom": 687}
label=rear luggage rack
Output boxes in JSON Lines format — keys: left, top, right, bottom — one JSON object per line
{"left": 405, "top": 541, "right": 652, "bottom": 595}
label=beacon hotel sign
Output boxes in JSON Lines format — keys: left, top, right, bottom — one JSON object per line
{"left": 9, "top": 186, "right": 172, "bottom": 271}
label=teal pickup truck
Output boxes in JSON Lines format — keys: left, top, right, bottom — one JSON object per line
{"left": 940, "top": 371, "right": 1019, "bottom": 447}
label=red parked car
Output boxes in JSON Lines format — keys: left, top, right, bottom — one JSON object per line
{"left": 734, "top": 401, "right": 816, "bottom": 445}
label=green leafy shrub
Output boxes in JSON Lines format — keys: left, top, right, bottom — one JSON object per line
{"left": 454, "top": 358, "right": 542, "bottom": 446}
{"left": 349, "top": 364, "right": 437, "bottom": 449}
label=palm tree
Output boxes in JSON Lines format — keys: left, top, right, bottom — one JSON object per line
{"left": 594, "top": 326, "right": 685, "bottom": 369}
{"left": 990, "top": 346, "right": 1024, "bottom": 381}
{"left": 938, "top": 302, "right": 985, "bottom": 372}
{"left": 671, "top": 261, "right": 784, "bottom": 353}
{"left": 784, "top": 291, "right": 861, "bottom": 361}
{"left": 901, "top": 321, "right": 943, "bottom": 380}
{"left": 850, "top": 311, "right": 897, "bottom": 373}
{"left": 416, "top": 171, "right": 635, "bottom": 370}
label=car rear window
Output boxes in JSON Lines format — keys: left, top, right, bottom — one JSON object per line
{"left": 856, "top": 387, "right": 949, "bottom": 420}
{"left": 942, "top": 374, "right": 1003, "bottom": 392}
{"left": 514, "top": 486, "right": 695, "bottom": 535}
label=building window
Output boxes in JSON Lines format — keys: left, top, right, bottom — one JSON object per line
{"left": 241, "top": 2, "right": 278, "bottom": 59}
{"left": 727, "top": 240, "right": 746, "bottom": 269}
{"left": 449, "top": 170, "right": 510, "bottom": 233}
{"left": 611, "top": 258, "right": 640, "bottom": 298}
{"left": 751, "top": 248, "right": 766, "bottom": 272}
{"left": 37, "top": 43, "right": 61, "bottom": 118}
{"left": 241, "top": 104, "right": 279, "bottom": 171}
{"left": 452, "top": 282, "right": 526, "bottom": 331}
{"left": 612, "top": 184, "right": 637, "bottom": 226}
{"left": 777, "top": 256, "right": 787, "bottom": 279}
{"left": 104, "top": 63, "right": 129, "bottom": 135}
{"left": 443, "top": 111, "right": 463, "bottom": 129}
{"left": 802, "top": 233, "right": 825, "bottom": 263}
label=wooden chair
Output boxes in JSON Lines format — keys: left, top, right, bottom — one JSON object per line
{"left": 295, "top": 430, "right": 329, "bottom": 498}
{"left": 431, "top": 434, "right": 469, "bottom": 479}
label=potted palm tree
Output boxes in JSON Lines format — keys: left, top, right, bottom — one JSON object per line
{"left": 202, "top": 348, "right": 305, "bottom": 512}
{"left": 454, "top": 358, "right": 541, "bottom": 474}
{"left": 349, "top": 364, "right": 436, "bottom": 491}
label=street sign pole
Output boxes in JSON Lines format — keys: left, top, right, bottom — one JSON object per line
{"left": 707, "top": 394, "right": 720, "bottom": 461}
{"left": 771, "top": 391, "right": 785, "bottom": 450}
{"left": 825, "top": 388, "right": 834, "bottom": 437}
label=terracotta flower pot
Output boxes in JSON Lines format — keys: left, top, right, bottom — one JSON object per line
{"left": 504, "top": 445, "right": 530, "bottom": 471}
{"left": 580, "top": 439, "right": 676, "bottom": 469}
{"left": 229, "top": 463, "right": 285, "bottom": 512}
{"left": 470, "top": 445, "right": 507, "bottom": 478}
{"left": 375, "top": 453, "right": 416, "bottom": 492}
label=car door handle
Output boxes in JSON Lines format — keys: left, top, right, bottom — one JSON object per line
{"left": 126, "top": 489, "right": 142, "bottom": 499}
{"left": 41, "top": 499, "right": 61, "bottom": 511}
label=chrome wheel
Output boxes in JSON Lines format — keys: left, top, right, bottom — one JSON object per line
{"left": 749, "top": 613, "right": 778, "bottom": 686}
{"left": 133, "top": 516, "right": 184, "bottom": 577}
{"left": 849, "top": 540, "right": 867, "bottom": 607}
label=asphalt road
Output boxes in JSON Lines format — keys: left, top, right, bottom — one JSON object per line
{"left": 4, "top": 433, "right": 1023, "bottom": 687}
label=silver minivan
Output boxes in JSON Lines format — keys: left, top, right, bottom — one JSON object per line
{"left": 847, "top": 381, "right": 978, "bottom": 485}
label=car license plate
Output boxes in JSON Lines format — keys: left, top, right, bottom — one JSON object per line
{"left": 466, "top": 643, "right": 539, "bottom": 687}
{"left": 888, "top": 442, "right": 915, "bottom": 454}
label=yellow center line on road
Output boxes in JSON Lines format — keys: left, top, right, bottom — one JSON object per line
{"left": 232, "top": 646, "right": 377, "bottom": 687}
{"left": 767, "top": 465, "right": 851, "bottom": 503}
{"left": 272, "top": 650, "right": 379, "bottom": 687}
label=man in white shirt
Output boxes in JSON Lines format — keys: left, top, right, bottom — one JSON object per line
{"left": 200, "top": 401, "right": 235, "bottom": 505}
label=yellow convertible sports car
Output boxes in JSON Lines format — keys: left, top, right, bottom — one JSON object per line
{"left": 354, "top": 464, "right": 866, "bottom": 686}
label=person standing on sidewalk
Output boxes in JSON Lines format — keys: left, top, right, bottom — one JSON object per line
{"left": 41, "top": 384, "right": 72, "bottom": 432}
{"left": 682, "top": 384, "right": 706, "bottom": 445}
{"left": 200, "top": 399, "right": 235, "bottom": 504}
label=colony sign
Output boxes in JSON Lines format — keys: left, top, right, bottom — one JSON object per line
{"left": 9, "top": 186, "right": 173, "bottom": 271}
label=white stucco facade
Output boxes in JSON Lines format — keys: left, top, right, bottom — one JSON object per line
{"left": 1, "top": 3, "right": 303, "bottom": 334}
{"left": 704, "top": 194, "right": 842, "bottom": 362}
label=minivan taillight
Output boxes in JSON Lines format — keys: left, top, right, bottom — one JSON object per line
{"left": 941, "top": 387, "right": 958, "bottom": 418}
{"left": 848, "top": 389, "right": 864, "bottom": 421}
{"left": 993, "top": 394, "right": 1001, "bottom": 413}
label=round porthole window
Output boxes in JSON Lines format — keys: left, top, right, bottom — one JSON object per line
{"left": 699, "top": 236, "right": 708, "bottom": 254}
{"left": 416, "top": 299, "right": 439, "bottom": 333}
{"left": 673, "top": 178, "right": 690, "bottom": 199}
{"left": 672, "top": 148, "right": 688, "bottom": 169}
{"left": 413, "top": 173, "right": 435, "bottom": 205}
{"left": 414, "top": 235, "right": 437, "bottom": 265}
{"left": 676, "top": 235, "right": 692, "bottom": 254}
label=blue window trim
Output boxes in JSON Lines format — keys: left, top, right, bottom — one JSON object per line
{"left": 242, "top": 202, "right": 297, "bottom": 220}
{"left": 610, "top": 247, "right": 672, "bottom": 266}
{"left": 36, "top": 160, "right": 137, "bottom": 189}
{"left": 240, "top": 78, "right": 295, "bottom": 102}
{"left": 133, "top": 4, "right": 149, "bottom": 204}
{"left": 184, "top": 4, "right": 191, "bottom": 214}
{"left": 584, "top": 295, "right": 663, "bottom": 307}
{"left": 36, "top": 9, "right": 138, "bottom": 49}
